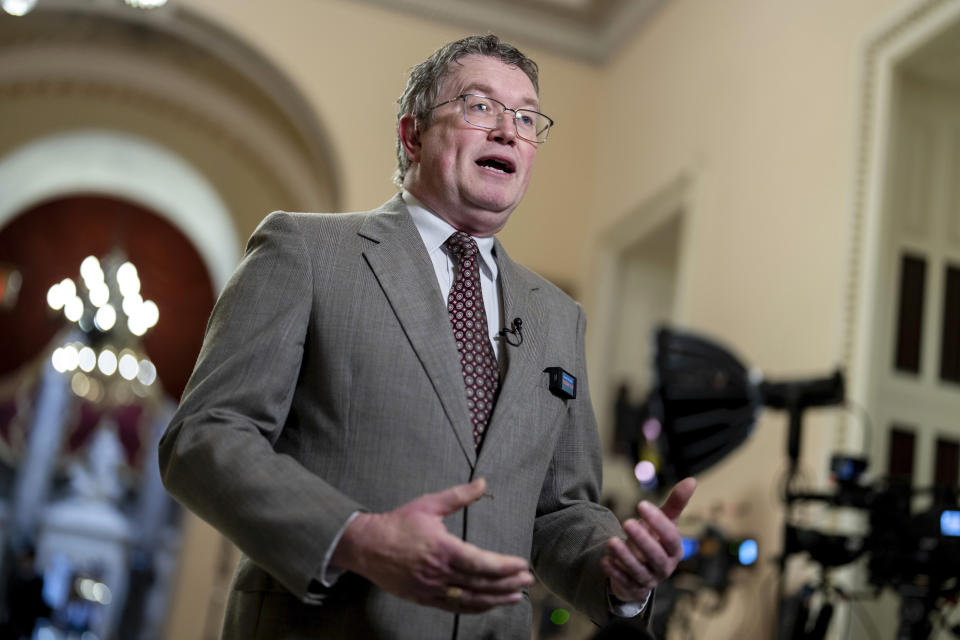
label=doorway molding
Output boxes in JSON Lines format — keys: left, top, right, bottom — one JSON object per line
{"left": 587, "top": 173, "right": 695, "bottom": 494}
{"left": 842, "top": 0, "right": 960, "bottom": 452}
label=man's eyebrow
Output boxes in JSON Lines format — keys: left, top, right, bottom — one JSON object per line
{"left": 463, "top": 83, "right": 539, "bottom": 109}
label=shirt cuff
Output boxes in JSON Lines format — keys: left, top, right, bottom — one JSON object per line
{"left": 303, "top": 511, "right": 361, "bottom": 605}
{"left": 608, "top": 590, "right": 650, "bottom": 618}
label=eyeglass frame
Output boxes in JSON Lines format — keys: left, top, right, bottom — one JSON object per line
{"left": 427, "top": 94, "right": 555, "bottom": 143}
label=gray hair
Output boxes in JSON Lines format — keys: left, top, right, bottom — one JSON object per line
{"left": 393, "top": 34, "right": 539, "bottom": 188}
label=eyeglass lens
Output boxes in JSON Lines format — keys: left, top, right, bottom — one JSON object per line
{"left": 461, "top": 95, "right": 551, "bottom": 143}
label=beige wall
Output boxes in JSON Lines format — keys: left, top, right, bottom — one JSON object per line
{"left": 592, "top": 0, "right": 897, "bottom": 360}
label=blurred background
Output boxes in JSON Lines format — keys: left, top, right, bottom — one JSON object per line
{"left": 0, "top": 0, "right": 959, "bottom": 638}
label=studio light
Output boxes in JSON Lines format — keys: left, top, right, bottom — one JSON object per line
{"left": 645, "top": 326, "right": 843, "bottom": 483}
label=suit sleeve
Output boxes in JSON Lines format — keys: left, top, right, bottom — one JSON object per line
{"left": 158, "top": 211, "right": 364, "bottom": 601}
{"left": 530, "top": 304, "right": 647, "bottom": 625}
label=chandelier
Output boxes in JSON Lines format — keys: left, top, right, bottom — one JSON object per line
{"left": 2, "top": 0, "right": 168, "bottom": 17}
{"left": 46, "top": 252, "right": 159, "bottom": 404}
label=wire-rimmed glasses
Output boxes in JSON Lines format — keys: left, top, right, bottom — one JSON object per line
{"left": 429, "top": 94, "right": 554, "bottom": 143}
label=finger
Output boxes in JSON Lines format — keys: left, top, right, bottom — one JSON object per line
{"left": 443, "top": 588, "right": 525, "bottom": 614}
{"left": 423, "top": 478, "right": 487, "bottom": 517}
{"left": 601, "top": 555, "right": 633, "bottom": 589}
{"left": 455, "top": 568, "right": 534, "bottom": 595}
{"left": 659, "top": 477, "right": 697, "bottom": 522}
{"left": 622, "top": 518, "right": 672, "bottom": 577}
{"left": 602, "top": 557, "right": 648, "bottom": 602}
{"left": 636, "top": 502, "right": 684, "bottom": 560}
{"left": 606, "top": 536, "right": 654, "bottom": 588}
{"left": 448, "top": 540, "right": 529, "bottom": 578}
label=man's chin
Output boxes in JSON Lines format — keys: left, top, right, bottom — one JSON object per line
{"left": 460, "top": 206, "right": 513, "bottom": 237}
{"left": 465, "top": 191, "right": 519, "bottom": 216}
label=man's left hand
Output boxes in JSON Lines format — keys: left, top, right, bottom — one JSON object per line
{"left": 601, "top": 477, "right": 697, "bottom": 604}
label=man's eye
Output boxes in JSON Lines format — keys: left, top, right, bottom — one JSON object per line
{"left": 518, "top": 114, "right": 535, "bottom": 127}
{"left": 471, "top": 103, "right": 489, "bottom": 112}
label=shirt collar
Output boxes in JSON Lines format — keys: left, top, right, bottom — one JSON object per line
{"left": 402, "top": 190, "right": 498, "bottom": 278}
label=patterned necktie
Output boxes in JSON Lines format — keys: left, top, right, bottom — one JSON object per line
{"left": 445, "top": 231, "right": 500, "bottom": 450}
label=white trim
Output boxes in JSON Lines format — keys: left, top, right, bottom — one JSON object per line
{"left": 836, "top": 4, "right": 960, "bottom": 635}
{"left": 0, "top": 130, "right": 239, "bottom": 290}
{"left": 16, "top": 0, "right": 340, "bottom": 210}
{"left": 844, "top": 0, "right": 960, "bottom": 452}
{"left": 0, "top": 45, "right": 331, "bottom": 212}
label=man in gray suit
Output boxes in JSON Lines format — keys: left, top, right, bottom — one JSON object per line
{"left": 159, "top": 34, "right": 696, "bottom": 639}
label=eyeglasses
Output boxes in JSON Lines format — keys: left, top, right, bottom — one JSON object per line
{"left": 428, "top": 94, "right": 554, "bottom": 144}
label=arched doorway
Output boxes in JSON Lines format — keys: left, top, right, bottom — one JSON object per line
{"left": 0, "top": 4, "right": 340, "bottom": 638}
{"left": 0, "top": 193, "right": 216, "bottom": 639}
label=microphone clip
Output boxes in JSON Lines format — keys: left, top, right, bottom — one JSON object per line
{"left": 499, "top": 317, "right": 523, "bottom": 347}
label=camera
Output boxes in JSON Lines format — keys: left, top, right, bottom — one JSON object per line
{"left": 784, "top": 455, "right": 960, "bottom": 639}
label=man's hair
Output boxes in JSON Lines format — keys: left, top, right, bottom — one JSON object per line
{"left": 393, "top": 34, "right": 539, "bottom": 188}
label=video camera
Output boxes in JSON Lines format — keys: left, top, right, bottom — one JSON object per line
{"left": 784, "top": 455, "right": 960, "bottom": 639}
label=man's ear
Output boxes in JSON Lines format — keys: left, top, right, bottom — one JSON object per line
{"left": 398, "top": 114, "right": 421, "bottom": 163}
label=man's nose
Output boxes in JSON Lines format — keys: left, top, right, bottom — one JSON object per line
{"left": 489, "top": 112, "right": 518, "bottom": 144}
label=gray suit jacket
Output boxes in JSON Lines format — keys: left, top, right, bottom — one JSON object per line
{"left": 159, "top": 195, "right": 628, "bottom": 640}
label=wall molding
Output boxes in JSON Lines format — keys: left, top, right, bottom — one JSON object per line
{"left": 0, "top": 129, "right": 239, "bottom": 291}
{"left": 842, "top": 0, "right": 960, "bottom": 451}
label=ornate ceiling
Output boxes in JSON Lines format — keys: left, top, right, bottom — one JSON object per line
{"left": 355, "top": 0, "right": 666, "bottom": 64}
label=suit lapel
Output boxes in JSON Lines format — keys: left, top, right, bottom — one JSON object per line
{"left": 481, "top": 240, "right": 545, "bottom": 460}
{"left": 358, "top": 197, "right": 477, "bottom": 466}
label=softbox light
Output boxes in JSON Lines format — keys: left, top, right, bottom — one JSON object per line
{"left": 646, "top": 327, "right": 844, "bottom": 483}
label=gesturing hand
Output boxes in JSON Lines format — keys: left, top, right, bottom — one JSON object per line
{"left": 332, "top": 478, "right": 533, "bottom": 613}
{"left": 602, "top": 477, "right": 697, "bottom": 604}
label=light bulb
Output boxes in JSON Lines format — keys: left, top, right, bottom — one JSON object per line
{"left": 95, "top": 304, "right": 117, "bottom": 331}
{"left": 78, "top": 347, "right": 97, "bottom": 372}
{"left": 138, "top": 359, "right": 157, "bottom": 386}
{"left": 98, "top": 349, "right": 118, "bottom": 376}
{"left": 116, "top": 262, "right": 140, "bottom": 296}
{"left": 47, "top": 283, "right": 65, "bottom": 310}
{"left": 2, "top": 0, "right": 38, "bottom": 16}
{"left": 118, "top": 353, "right": 139, "bottom": 380}
{"left": 64, "top": 297, "right": 84, "bottom": 322}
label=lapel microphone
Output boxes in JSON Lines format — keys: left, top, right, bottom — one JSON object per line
{"left": 499, "top": 317, "right": 523, "bottom": 347}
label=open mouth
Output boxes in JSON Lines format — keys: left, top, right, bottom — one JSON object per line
{"left": 476, "top": 157, "right": 515, "bottom": 174}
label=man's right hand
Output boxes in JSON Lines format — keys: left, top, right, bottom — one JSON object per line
{"left": 330, "top": 478, "right": 533, "bottom": 613}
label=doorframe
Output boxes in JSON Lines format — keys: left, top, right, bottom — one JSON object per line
{"left": 587, "top": 173, "right": 696, "bottom": 465}
{"left": 842, "top": 0, "right": 960, "bottom": 454}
